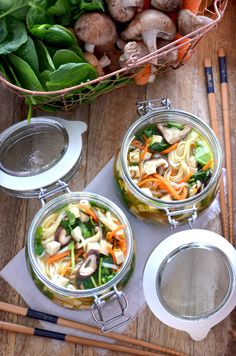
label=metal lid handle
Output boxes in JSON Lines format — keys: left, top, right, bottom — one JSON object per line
{"left": 165, "top": 205, "right": 198, "bottom": 231}
{"left": 136, "top": 98, "right": 172, "bottom": 116}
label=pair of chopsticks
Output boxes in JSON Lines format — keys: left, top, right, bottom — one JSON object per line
{"left": 204, "top": 49, "right": 234, "bottom": 246}
{"left": 0, "top": 301, "right": 188, "bottom": 356}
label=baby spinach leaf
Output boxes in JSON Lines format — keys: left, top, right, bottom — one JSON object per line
{"left": 46, "top": 62, "right": 97, "bottom": 90}
{"left": 0, "top": 0, "right": 29, "bottom": 19}
{"left": 26, "top": 0, "right": 55, "bottom": 30}
{"left": 167, "top": 122, "right": 184, "bottom": 130}
{"left": 7, "top": 53, "right": 44, "bottom": 91}
{"left": 72, "top": 0, "right": 104, "bottom": 19}
{"left": 149, "top": 141, "right": 169, "bottom": 153}
{"left": 70, "top": 44, "right": 85, "bottom": 61}
{"left": 195, "top": 140, "right": 212, "bottom": 166}
{"left": 47, "top": 0, "right": 71, "bottom": 16}
{"left": 53, "top": 49, "right": 84, "bottom": 68}
{"left": 30, "top": 24, "right": 76, "bottom": 47}
{"left": 35, "top": 39, "right": 55, "bottom": 71}
{"left": 0, "top": 17, "right": 8, "bottom": 42}
{"left": 15, "top": 36, "right": 39, "bottom": 74}
{"left": 0, "top": 17, "right": 27, "bottom": 55}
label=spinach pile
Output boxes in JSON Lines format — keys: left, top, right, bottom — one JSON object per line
{"left": 0, "top": 0, "right": 105, "bottom": 111}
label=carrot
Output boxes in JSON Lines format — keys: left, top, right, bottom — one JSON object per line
{"left": 202, "top": 159, "right": 213, "bottom": 171}
{"left": 118, "top": 238, "right": 127, "bottom": 256}
{"left": 79, "top": 206, "right": 99, "bottom": 223}
{"left": 107, "top": 224, "right": 126, "bottom": 242}
{"left": 109, "top": 248, "right": 117, "bottom": 264}
{"left": 133, "top": 64, "right": 152, "bottom": 86}
{"left": 60, "top": 249, "right": 84, "bottom": 276}
{"left": 153, "top": 174, "right": 184, "bottom": 200}
{"left": 178, "top": 172, "right": 193, "bottom": 183}
{"left": 161, "top": 142, "right": 178, "bottom": 154}
{"left": 47, "top": 250, "right": 70, "bottom": 265}
{"left": 178, "top": 186, "right": 188, "bottom": 200}
{"left": 182, "top": 0, "right": 202, "bottom": 14}
{"left": 138, "top": 178, "right": 162, "bottom": 188}
{"left": 175, "top": 33, "right": 191, "bottom": 63}
{"left": 140, "top": 137, "right": 152, "bottom": 161}
{"left": 130, "top": 140, "right": 144, "bottom": 150}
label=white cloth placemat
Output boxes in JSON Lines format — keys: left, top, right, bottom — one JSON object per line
{"left": 0, "top": 158, "right": 221, "bottom": 348}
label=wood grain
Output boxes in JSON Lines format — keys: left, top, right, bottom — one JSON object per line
{"left": 0, "top": 1, "right": 235, "bottom": 355}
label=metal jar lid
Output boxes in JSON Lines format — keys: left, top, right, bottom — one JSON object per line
{"left": 0, "top": 116, "right": 87, "bottom": 197}
{"left": 143, "top": 229, "right": 236, "bottom": 340}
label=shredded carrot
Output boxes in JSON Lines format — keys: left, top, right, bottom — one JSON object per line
{"left": 182, "top": 0, "right": 202, "bottom": 14}
{"left": 60, "top": 249, "right": 84, "bottom": 276}
{"left": 202, "top": 159, "right": 213, "bottom": 171}
{"left": 131, "top": 140, "right": 144, "bottom": 150}
{"left": 140, "top": 137, "right": 152, "bottom": 161}
{"left": 107, "top": 224, "right": 126, "bottom": 242}
{"left": 47, "top": 250, "right": 70, "bottom": 265}
{"left": 109, "top": 248, "right": 117, "bottom": 264}
{"left": 178, "top": 186, "right": 188, "bottom": 200}
{"left": 153, "top": 174, "right": 184, "bottom": 200}
{"left": 161, "top": 142, "right": 178, "bottom": 155}
{"left": 79, "top": 206, "right": 99, "bottom": 223}
{"left": 118, "top": 238, "right": 127, "bottom": 256}
{"left": 138, "top": 178, "right": 161, "bottom": 188}
{"left": 178, "top": 172, "right": 193, "bottom": 184}
{"left": 133, "top": 64, "right": 152, "bottom": 85}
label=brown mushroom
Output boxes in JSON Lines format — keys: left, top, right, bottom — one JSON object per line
{"left": 157, "top": 123, "right": 191, "bottom": 144}
{"left": 106, "top": 0, "right": 144, "bottom": 22}
{"left": 84, "top": 52, "right": 111, "bottom": 76}
{"left": 75, "top": 13, "right": 117, "bottom": 53}
{"left": 55, "top": 226, "right": 71, "bottom": 247}
{"left": 77, "top": 250, "right": 100, "bottom": 281}
{"left": 151, "top": 0, "right": 182, "bottom": 12}
{"left": 121, "top": 10, "right": 176, "bottom": 64}
{"left": 178, "top": 9, "right": 213, "bottom": 36}
{"left": 156, "top": 40, "right": 178, "bottom": 66}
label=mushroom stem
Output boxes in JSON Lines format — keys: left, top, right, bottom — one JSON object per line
{"left": 85, "top": 43, "right": 95, "bottom": 53}
{"left": 99, "top": 54, "right": 111, "bottom": 68}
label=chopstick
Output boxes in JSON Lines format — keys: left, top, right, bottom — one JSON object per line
{"left": 204, "top": 58, "right": 229, "bottom": 240}
{"left": 0, "top": 301, "right": 188, "bottom": 356}
{"left": 0, "top": 320, "right": 162, "bottom": 356}
{"left": 218, "top": 48, "right": 234, "bottom": 246}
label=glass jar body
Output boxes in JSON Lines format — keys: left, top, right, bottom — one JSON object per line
{"left": 26, "top": 192, "right": 135, "bottom": 310}
{"left": 114, "top": 109, "right": 222, "bottom": 225}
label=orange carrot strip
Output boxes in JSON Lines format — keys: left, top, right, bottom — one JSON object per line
{"left": 140, "top": 137, "right": 152, "bottom": 161}
{"left": 47, "top": 250, "right": 70, "bottom": 265}
{"left": 202, "top": 159, "right": 213, "bottom": 171}
{"left": 107, "top": 224, "right": 126, "bottom": 242}
{"left": 60, "top": 249, "right": 84, "bottom": 276}
{"left": 178, "top": 186, "right": 188, "bottom": 200}
{"left": 109, "top": 248, "right": 117, "bottom": 264}
{"left": 79, "top": 206, "right": 99, "bottom": 223}
{"left": 131, "top": 140, "right": 144, "bottom": 150}
{"left": 153, "top": 174, "right": 184, "bottom": 200}
{"left": 175, "top": 33, "right": 191, "bottom": 63}
{"left": 118, "top": 238, "right": 127, "bottom": 256}
{"left": 182, "top": 0, "right": 202, "bottom": 14}
{"left": 133, "top": 64, "right": 152, "bottom": 86}
{"left": 138, "top": 178, "right": 161, "bottom": 188}
{"left": 178, "top": 172, "right": 193, "bottom": 184}
{"left": 161, "top": 142, "right": 178, "bottom": 155}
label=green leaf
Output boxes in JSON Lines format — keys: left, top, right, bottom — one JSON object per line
{"left": 0, "top": 0, "right": 29, "bottom": 19}
{"left": 15, "top": 36, "right": 39, "bottom": 74}
{"left": 0, "top": 17, "right": 8, "bottom": 42}
{"left": 0, "top": 17, "right": 27, "bottom": 55}
{"left": 149, "top": 141, "right": 169, "bottom": 153}
{"left": 46, "top": 62, "right": 97, "bottom": 90}
{"left": 30, "top": 24, "right": 76, "bottom": 47}
{"left": 35, "top": 226, "right": 44, "bottom": 256}
{"left": 195, "top": 140, "right": 213, "bottom": 166}
{"left": 143, "top": 125, "right": 158, "bottom": 138}
{"left": 35, "top": 39, "right": 55, "bottom": 71}
{"left": 73, "top": 0, "right": 104, "bottom": 19}
{"left": 7, "top": 53, "right": 44, "bottom": 90}
{"left": 53, "top": 49, "right": 84, "bottom": 69}
{"left": 188, "top": 169, "right": 212, "bottom": 185}
{"left": 167, "top": 122, "right": 184, "bottom": 130}
{"left": 26, "top": 0, "right": 55, "bottom": 30}
{"left": 78, "top": 222, "right": 93, "bottom": 238}
{"left": 47, "top": 0, "right": 70, "bottom": 16}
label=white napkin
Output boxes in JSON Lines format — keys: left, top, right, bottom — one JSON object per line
{"left": 0, "top": 158, "right": 221, "bottom": 348}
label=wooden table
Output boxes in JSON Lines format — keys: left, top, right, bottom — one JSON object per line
{"left": 0, "top": 2, "right": 235, "bottom": 355}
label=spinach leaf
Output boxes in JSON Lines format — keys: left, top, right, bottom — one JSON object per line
{"left": 53, "top": 49, "right": 84, "bottom": 69}
{"left": 195, "top": 140, "right": 212, "bottom": 166}
{"left": 0, "top": 17, "right": 27, "bottom": 55}
{"left": 35, "top": 39, "right": 55, "bottom": 71}
{"left": 7, "top": 53, "right": 44, "bottom": 90}
{"left": 47, "top": 0, "right": 70, "bottom": 16}
{"left": 60, "top": 210, "right": 76, "bottom": 233}
{"left": 167, "top": 122, "right": 184, "bottom": 130}
{"left": 149, "top": 141, "right": 169, "bottom": 153}
{"left": 0, "top": 0, "right": 29, "bottom": 19}
{"left": 46, "top": 62, "right": 97, "bottom": 90}
{"left": 0, "top": 17, "right": 8, "bottom": 43}
{"left": 143, "top": 124, "right": 158, "bottom": 138}
{"left": 78, "top": 221, "right": 94, "bottom": 238}
{"left": 35, "top": 226, "right": 44, "bottom": 256}
{"left": 15, "top": 36, "right": 39, "bottom": 74}
{"left": 188, "top": 169, "right": 212, "bottom": 185}
{"left": 26, "top": 0, "right": 55, "bottom": 30}
{"left": 72, "top": 0, "right": 104, "bottom": 19}
{"left": 89, "top": 201, "right": 108, "bottom": 213}
{"left": 30, "top": 24, "right": 76, "bottom": 47}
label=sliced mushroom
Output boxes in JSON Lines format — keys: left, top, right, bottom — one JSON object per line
{"left": 55, "top": 226, "right": 71, "bottom": 247}
{"left": 151, "top": 0, "right": 182, "bottom": 12}
{"left": 178, "top": 9, "right": 213, "bottom": 37}
{"left": 96, "top": 210, "right": 122, "bottom": 234}
{"left": 84, "top": 52, "right": 111, "bottom": 76}
{"left": 143, "top": 158, "right": 169, "bottom": 175}
{"left": 157, "top": 124, "right": 191, "bottom": 145}
{"left": 77, "top": 250, "right": 100, "bottom": 281}
{"left": 75, "top": 13, "right": 117, "bottom": 53}
{"left": 106, "top": 0, "right": 144, "bottom": 22}
{"left": 85, "top": 226, "right": 103, "bottom": 244}
{"left": 121, "top": 9, "right": 176, "bottom": 64}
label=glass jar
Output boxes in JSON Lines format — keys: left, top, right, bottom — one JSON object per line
{"left": 114, "top": 99, "right": 222, "bottom": 227}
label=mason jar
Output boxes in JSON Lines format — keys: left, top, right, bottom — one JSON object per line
{"left": 114, "top": 99, "right": 222, "bottom": 227}
{"left": 0, "top": 116, "right": 134, "bottom": 332}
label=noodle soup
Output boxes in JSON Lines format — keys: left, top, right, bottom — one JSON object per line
{"left": 114, "top": 109, "right": 222, "bottom": 225}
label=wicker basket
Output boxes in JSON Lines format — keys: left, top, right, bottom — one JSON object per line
{"left": 0, "top": 0, "right": 227, "bottom": 112}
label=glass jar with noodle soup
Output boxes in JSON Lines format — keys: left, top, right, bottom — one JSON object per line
{"left": 26, "top": 192, "right": 134, "bottom": 328}
{"left": 114, "top": 99, "right": 222, "bottom": 226}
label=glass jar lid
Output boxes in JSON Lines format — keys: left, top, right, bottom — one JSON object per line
{"left": 0, "top": 116, "right": 87, "bottom": 197}
{"left": 143, "top": 229, "right": 236, "bottom": 340}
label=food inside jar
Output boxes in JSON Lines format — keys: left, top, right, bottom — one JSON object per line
{"left": 35, "top": 200, "right": 128, "bottom": 292}
{"left": 127, "top": 122, "right": 213, "bottom": 202}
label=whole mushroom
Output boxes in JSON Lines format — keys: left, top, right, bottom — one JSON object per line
{"left": 151, "top": 0, "right": 182, "bottom": 12}
{"left": 75, "top": 13, "right": 117, "bottom": 53}
{"left": 121, "top": 9, "right": 176, "bottom": 64}
{"left": 178, "top": 9, "right": 213, "bottom": 36}
{"left": 106, "top": 0, "right": 144, "bottom": 22}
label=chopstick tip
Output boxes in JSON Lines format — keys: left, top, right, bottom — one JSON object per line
{"left": 218, "top": 48, "right": 225, "bottom": 57}
{"left": 204, "top": 58, "right": 212, "bottom": 67}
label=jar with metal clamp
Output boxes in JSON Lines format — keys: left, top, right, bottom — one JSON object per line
{"left": 0, "top": 116, "right": 135, "bottom": 332}
{"left": 114, "top": 99, "right": 222, "bottom": 228}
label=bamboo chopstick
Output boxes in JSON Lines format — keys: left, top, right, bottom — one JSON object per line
{"left": 0, "top": 320, "right": 162, "bottom": 356}
{"left": 218, "top": 48, "right": 234, "bottom": 246}
{"left": 204, "top": 58, "right": 229, "bottom": 240}
{"left": 0, "top": 301, "right": 188, "bottom": 356}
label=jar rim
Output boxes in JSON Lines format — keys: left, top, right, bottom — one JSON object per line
{"left": 120, "top": 108, "right": 222, "bottom": 209}
{"left": 27, "top": 192, "right": 134, "bottom": 298}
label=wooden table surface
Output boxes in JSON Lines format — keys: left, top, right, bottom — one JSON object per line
{"left": 0, "top": 2, "right": 235, "bottom": 355}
